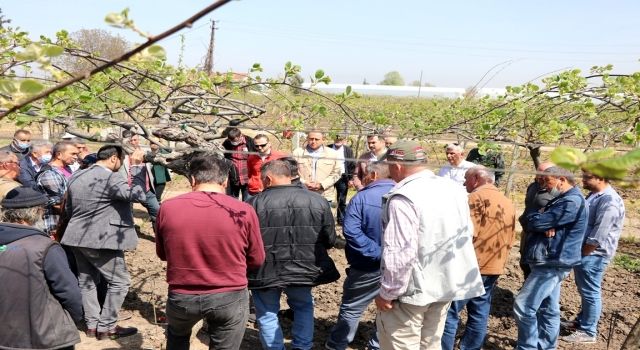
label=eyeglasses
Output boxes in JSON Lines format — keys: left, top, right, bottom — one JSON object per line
{"left": 307, "top": 138, "right": 322, "bottom": 141}
{"left": 255, "top": 143, "right": 268, "bottom": 148}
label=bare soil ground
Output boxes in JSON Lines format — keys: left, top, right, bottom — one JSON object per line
{"left": 74, "top": 187, "right": 640, "bottom": 349}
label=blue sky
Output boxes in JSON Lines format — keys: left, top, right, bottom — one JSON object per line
{"left": 3, "top": 1, "right": 640, "bottom": 88}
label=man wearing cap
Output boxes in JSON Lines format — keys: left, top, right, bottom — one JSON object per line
{"left": 0, "top": 187, "right": 83, "bottom": 350}
{"left": 375, "top": 140, "right": 484, "bottom": 349}
{"left": 0, "top": 151, "right": 21, "bottom": 200}
{"left": 438, "top": 143, "right": 475, "bottom": 185}
{"left": 61, "top": 145, "right": 146, "bottom": 340}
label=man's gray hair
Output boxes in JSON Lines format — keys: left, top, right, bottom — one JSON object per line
{"left": 469, "top": 165, "right": 495, "bottom": 183}
{"left": 260, "top": 160, "right": 291, "bottom": 184}
{"left": 544, "top": 166, "right": 576, "bottom": 185}
{"left": 1, "top": 207, "right": 42, "bottom": 226}
{"left": 365, "top": 161, "right": 390, "bottom": 179}
{"left": 31, "top": 141, "right": 52, "bottom": 153}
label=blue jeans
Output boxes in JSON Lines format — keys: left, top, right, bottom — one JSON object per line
{"left": 514, "top": 266, "right": 570, "bottom": 350}
{"left": 326, "top": 268, "right": 380, "bottom": 350}
{"left": 441, "top": 275, "right": 498, "bottom": 350}
{"left": 166, "top": 289, "right": 249, "bottom": 350}
{"left": 143, "top": 190, "right": 160, "bottom": 222}
{"left": 574, "top": 255, "right": 608, "bottom": 337}
{"left": 253, "top": 287, "right": 314, "bottom": 350}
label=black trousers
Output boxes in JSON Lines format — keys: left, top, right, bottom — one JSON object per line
{"left": 335, "top": 175, "right": 349, "bottom": 225}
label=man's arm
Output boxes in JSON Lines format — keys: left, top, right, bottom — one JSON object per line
{"left": 468, "top": 192, "right": 485, "bottom": 239}
{"left": 37, "top": 171, "right": 65, "bottom": 209}
{"left": 378, "top": 195, "right": 419, "bottom": 302}
{"left": 527, "top": 196, "right": 581, "bottom": 232}
{"left": 245, "top": 208, "right": 266, "bottom": 270}
{"left": 318, "top": 157, "right": 341, "bottom": 191}
{"left": 155, "top": 205, "right": 167, "bottom": 261}
{"left": 319, "top": 199, "right": 337, "bottom": 249}
{"left": 43, "top": 244, "right": 83, "bottom": 323}
{"left": 343, "top": 197, "right": 381, "bottom": 261}
{"left": 106, "top": 167, "right": 146, "bottom": 202}
{"left": 584, "top": 196, "right": 622, "bottom": 255}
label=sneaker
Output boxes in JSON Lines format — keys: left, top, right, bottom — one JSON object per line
{"left": 562, "top": 330, "right": 596, "bottom": 343}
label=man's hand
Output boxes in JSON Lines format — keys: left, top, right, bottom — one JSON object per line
{"left": 352, "top": 177, "right": 363, "bottom": 190}
{"left": 545, "top": 228, "right": 556, "bottom": 238}
{"left": 130, "top": 149, "right": 145, "bottom": 165}
{"left": 306, "top": 182, "right": 321, "bottom": 191}
{"left": 582, "top": 243, "right": 598, "bottom": 256}
{"left": 375, "top": 295, "right": 393, "bottom": 312}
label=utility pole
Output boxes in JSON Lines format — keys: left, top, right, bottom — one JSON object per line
{"left": 202, "top": 19, "right": 217, "bottom": 75}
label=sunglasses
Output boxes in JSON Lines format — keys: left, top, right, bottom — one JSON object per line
{"left": 255, "top": 143, "right": 268, "bottom": 148}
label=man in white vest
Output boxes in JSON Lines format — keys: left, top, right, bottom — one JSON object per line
{"left": 375, "top": 140, "right": 484, "bottom": 350}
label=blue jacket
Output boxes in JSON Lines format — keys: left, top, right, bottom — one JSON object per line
{"left": 525, "top": 186, "right": 588, "bottom": 268}
{"left": 343, "top": 179, "right": 395, "bottom": 271}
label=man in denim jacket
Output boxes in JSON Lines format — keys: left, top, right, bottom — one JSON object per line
{"left": 514, "top": 166, "right": 587, "bottom": 350}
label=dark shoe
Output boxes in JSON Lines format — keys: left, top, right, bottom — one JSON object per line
{"left": 97, "top": 326, "right": 138, "bottom": 340}
{"left": 86, "top": 328, "right": 97, "bottom": 338}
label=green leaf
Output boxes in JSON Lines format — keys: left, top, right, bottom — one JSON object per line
{"left": 0, "top": 79, "right": 17, "bottom": 94}
{"left": 550, "top": 146, "right": 587, "bottom": 171}
{"left": 42, "top": 45, "right": 64, "bottom": 57}
{"left": 19, "top": 80, "right": 45, "bottom": 94}
{"left": 105, "top": 12, "right": 126, "bottom": 27}
{"left": 314, "top": 69, "right": 325, "bottom": 79}
{"left": 146, "top": 45, "right": 166, "bottom": 59}
{"left": 345, "top": 85, "right": 352, "bottom": 95}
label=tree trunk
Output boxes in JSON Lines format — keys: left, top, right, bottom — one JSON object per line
{"left": 621, "top": 316, "right": 640, "bottom": 349}
{"left": 504, "top": 142, "right": 521, "bottom": 196}
{"left": 529, "top": 146, "right": 541, "bottom": 169}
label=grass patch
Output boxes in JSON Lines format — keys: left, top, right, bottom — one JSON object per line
{"left": 614, "top": 253, "right": 640, "bottom": 273}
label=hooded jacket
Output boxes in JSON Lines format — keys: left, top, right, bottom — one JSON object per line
{"left": 0, "top": 223, "right": 82, "bottom": 349}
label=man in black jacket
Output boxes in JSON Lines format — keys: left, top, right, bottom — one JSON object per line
{"left": 0, "top": 186, "right": 83, "bottom": 350}
{"left": 247, "top": 160, "right": 339, "bottom": 350}
{"left": 329, "top": 134, "right": 356, "bottom": 225}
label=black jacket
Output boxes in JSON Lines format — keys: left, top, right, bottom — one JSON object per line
{"left": 328, "top": 143, "right": 356, "bottom": 178}
{"left": 0, "top": 223, "right": 82, "bottom": 349}
{"left": 247, "top": 185, "right": 340, "bottom": 289}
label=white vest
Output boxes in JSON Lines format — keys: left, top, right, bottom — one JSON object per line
{"left": 383, "top": 170, "right": 485, "bottom": 305}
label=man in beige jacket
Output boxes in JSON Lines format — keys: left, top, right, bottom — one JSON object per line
{"left": 292, "top": 131, "right": 341, "bottom": 203}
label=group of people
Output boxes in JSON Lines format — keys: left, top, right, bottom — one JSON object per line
{"left": 0, "top": 127, "right": 627, "bottom": 350}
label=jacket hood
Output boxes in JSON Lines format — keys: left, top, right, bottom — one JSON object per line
{"left": 0, "top": 223, "right": 46, "bottom": 245}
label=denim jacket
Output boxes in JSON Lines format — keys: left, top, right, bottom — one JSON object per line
{"left": 525, "top": 186, "right": 588, "bottom": 268}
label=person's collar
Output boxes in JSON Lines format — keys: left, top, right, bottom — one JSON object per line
{"left": 306, "top": 145, "right": 322, "bottom": 153}
{"left": 471, "top": 183, "right": 497, "bottom": 193}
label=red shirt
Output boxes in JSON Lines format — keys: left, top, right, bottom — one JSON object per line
{"left": 156, "top": 191, "right": 265, "bottom": 294}
{"left": 247, "top": 151, "right": 287, "bottom": 194}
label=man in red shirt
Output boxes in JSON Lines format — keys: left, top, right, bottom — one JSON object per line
{"left": 156, "top": 154, "right": 265, "bottom": 350}
{"left": 246, "top": 134, "right": 286, "bottom": 199}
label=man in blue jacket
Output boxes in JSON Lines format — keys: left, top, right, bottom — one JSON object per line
{"left": 325, "top": 161, "right": 394, "bottom": 350}
{"left": 514, "top": 166, "right": 588, "bottom": 350}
